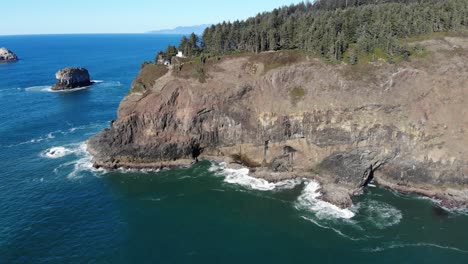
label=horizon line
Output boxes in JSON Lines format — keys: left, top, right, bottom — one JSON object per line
{"left": 0, "top": 32, "right": 192, "bottom": 37}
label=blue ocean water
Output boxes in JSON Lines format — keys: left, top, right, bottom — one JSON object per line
{"left": 1, "top": 34, "right": 468, "bottom": 263}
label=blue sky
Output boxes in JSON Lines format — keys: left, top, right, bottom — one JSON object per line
{"left": 1, "top": 0, "right": 305, "bottom": 35}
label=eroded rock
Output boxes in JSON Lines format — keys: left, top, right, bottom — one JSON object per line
{"left": 52, "top": 67, "right": 92, "bottom": 91}
{"left": 87, "top": 37, "right": 468, "bottom": 208}
{"left": 0, "top": 48, "right": 18, "bottom": 63}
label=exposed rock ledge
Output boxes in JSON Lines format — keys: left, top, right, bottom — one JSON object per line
{"left": 52, "top": 67, "right": 93, "bottom": 91}
{"left": 87, "top": 37, "right": 468, "bottom": 209}
{"left": 0, "top": 47, "right": 18, "bottom": 62}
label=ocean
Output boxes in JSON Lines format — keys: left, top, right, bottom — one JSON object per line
{"left": 0, "top": 34, "right": 467, "bottom": 263}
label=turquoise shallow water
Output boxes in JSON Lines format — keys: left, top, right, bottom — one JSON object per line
{"left": 0, "top": 34, "right": 467, "bottom": 263}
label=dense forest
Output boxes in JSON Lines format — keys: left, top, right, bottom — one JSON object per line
{"left": 158, "top": 0, "right": 468, "bottom": 63}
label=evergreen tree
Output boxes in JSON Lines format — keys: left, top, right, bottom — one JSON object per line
{"left": 157, "top": 0, "right": 468, "bottom": 62}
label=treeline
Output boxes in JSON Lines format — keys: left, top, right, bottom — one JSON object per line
{"left": 312, "top": 0, "right": 436, "bottom": 11}
{"left": 157, "top": 33, "right": 201, "bottom": 61}
{"left": 158, "top": 0, "right": 468, "bottom": 63}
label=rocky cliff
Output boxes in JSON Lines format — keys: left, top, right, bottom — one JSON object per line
{"left": 0, "top": 48, "right": 18, "bottom": 62}
{"left": 88, "top": 36, "right": 468, "bottom": 208}
{"left": 52, "top": 67, "right": 92, "bottom": 91}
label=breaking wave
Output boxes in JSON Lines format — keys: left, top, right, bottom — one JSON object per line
{"left": 211, "top": 162, "right": 301, "bottom": 191}
{"left": 41, "top": 146, "right": 74, "bottom": 158}
{"left": 295, "top": 181, "right": 355, "bottom": 219}
{"left": 47, "top": 142, "right": 105, "bottom": 179}
{"left": 211, "top": 162, "right": 356, "bottom": 220}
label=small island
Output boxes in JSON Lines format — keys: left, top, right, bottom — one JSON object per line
{"left": 0, "top": 48, "right": 19, "bottom": 63}
{"left": 52, "top": 67, "right": 93, "bottom": 91}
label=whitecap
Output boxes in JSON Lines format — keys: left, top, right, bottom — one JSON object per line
{"left": 208, "top": 163, "right": 222, "bottom": 172}
{"left": 68, "top": 143, "right": 106, "bottom": 179}
{"left": 91, "top": 80, "right": 104, "bottom": 83}
{"left": 274, "top": 178, "right": 302, "bottom": 190}
{"left": 295, "top": 181, "right": 355, "bottom": 219}
{"left": 214, "top": 162, "right": 302, "bottom": 191}
{"left": 49, "top": 142, "right": 105, "bottom": 179}
{"left": 223, "top": 167, "right": 277, "bottom": 191}
{"left": 41, "top": 147, "right": 73, "bottom": 159}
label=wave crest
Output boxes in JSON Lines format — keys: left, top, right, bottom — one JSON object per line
{"left": 212, "top": 162, "right": 301, "bottom": 191}
{"left": 295, "top": 181, "right": 355, "bottom": 219}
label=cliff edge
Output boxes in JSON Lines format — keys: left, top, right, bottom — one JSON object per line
{"left": 88, "top": 36, "right": 468, "bottom": 208}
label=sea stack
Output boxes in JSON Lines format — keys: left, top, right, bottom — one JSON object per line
{"left": 52, "top": 67, "right": 93, "bottom": 91}
{"left": 0, "top": 48, "right": 19, "bottom": 63}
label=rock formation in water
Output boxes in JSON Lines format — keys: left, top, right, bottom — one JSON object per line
{"left": 52, "top": 67, "right": 92, "bottom": 91}
{"left": 0, "top": 48, "right": 18, "bottom": 63}
{"left": 88, "top": 36, "right": 468, "bottom": 209}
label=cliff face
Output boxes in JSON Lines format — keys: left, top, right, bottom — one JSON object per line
{"left": 88, "top": 37, "right": 468, "bottom": 208}
{"left": 52, "top": 67, "right": 92, "bottom": 91}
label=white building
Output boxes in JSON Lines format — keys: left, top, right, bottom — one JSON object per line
{"left": 176, "top": 51, "right": 185, "bottom": 58}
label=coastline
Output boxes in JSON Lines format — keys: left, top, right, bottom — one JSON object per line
{"left": 85, "top": 36, "right": 467, "bottom": 212}
{"left": 86, "top": 141, "right": 467, "bottom": 210}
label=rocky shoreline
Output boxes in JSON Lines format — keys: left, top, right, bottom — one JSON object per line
{"left": 87, "top": 36, "right": 468, "bottom": 210}
{"left": 87, "top": 145, "right": 466, "bottom": 210}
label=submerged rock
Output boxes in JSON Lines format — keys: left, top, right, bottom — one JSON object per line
{"left": 52, "top": 67, "right": 93, "bottom": 91}
{"left": 0, "top": 48, "right": 18, "bottom": 62}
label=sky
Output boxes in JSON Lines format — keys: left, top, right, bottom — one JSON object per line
{"left": 1, "top": 0, "right": 306, "bottom": 35}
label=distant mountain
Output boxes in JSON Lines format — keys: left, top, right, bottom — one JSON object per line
{"left": 147, "top": 24, "right": 211, "bottom": 35}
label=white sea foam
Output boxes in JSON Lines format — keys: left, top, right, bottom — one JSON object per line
{"left": 363, "top": 242, "right": 468, "bottom": 253}
{"left": 47, "top": 142, "right": 105, "bottom": 179}
{"left": 0, "top": 87, "right": 22, "bottom": 92}
{"left": 6, "top": 132, "right": 58, "bottom": 147}
{"left": 223, "top": 167, "right": 277, "bottom": 191}
{"left": 295, "top": 181, "right": 355, "bottom": 219}
{"left": 213, "top": 162, "right": 302, "bottom": 191}
{"left": 356, "top": 200, "right": 403, "bottom": 229}
{"left": 93, "top": 80, "right": 123, "bottom": 88}
{"left": 300, "top": 216, "right": 362, "bottom": 241}
{"left": 42, "top": 147, "right": 73, "bottom": 159}
{"left": 274, "top": 178, "right": 303, "bottom": 190}
{"left": 68, "top": 143, "right": 106, "bottom": 179}
{"left": 117, "top": 167, "right": 160, "bottom": 174}
{"left": 51, "top": 86, "right": 91, "bottom": 93}
{"left": 68, "top": 123, "right": 105, "bottom": 133}
{"left": 24, "top": 85, "right": 52, "bottom": 92}
{"left": 24, "top": 82, "right": 100, "bottom": 93}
